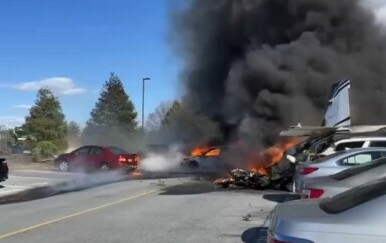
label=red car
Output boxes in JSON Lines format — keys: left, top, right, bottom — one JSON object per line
{"left": 54, "top": 146, "right": 140, "bottom": 172}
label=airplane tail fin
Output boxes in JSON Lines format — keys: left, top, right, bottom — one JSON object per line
{"left": 322, "top": 79, "right": 351, "bottom": 127}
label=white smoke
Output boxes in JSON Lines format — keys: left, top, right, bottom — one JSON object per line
{"left": 139, "top": 145, "right": 185, "bottom": 172}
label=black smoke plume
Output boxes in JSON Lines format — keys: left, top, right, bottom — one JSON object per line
{"left": 173, "top": 0, "right": 386, "bottom": 149}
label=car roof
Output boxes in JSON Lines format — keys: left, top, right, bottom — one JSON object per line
{"left": 335, "top": 137, "right": 386, "bottom": 143}
{"left": 313, "top": 147, "right": 386, "bottom": 163}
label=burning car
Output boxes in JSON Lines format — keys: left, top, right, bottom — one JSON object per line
{"left": 180, "top": 145, "right": 230, "bottom": 172}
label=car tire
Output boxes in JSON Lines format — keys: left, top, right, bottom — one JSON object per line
{"left": 188, "top": 160, "right": 199, "bottom": 168}
{"left": 100, "top": 163, "right": 110, "bottom": 171}
{"left": 58, "top": 160, "right": 70, "bottom": 172}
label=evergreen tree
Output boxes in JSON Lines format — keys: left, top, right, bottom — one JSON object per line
{"left": 24, "top": 88, "right": 67, "bottom": 150}
{"left": 82, "top": 73, "right": 138, "bottom": 145}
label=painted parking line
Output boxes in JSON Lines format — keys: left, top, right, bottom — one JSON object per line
{"left": 11, "top": 170, "right": 70, "bottom": 175}
{"left": 8, "top": 175, "right": 63, "bottom": 181}
{"left": 0, "top": 185, "right": 31, "bottom": 189}
{"left": 0, "top": 190, "right": 159, "bottom": 241}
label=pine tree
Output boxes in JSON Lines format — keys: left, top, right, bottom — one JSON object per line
{"left": 24, "top": 88, "right": 67, "bottom": 150}
{"left": 82, "top": 73, "right": 138, "bottom": 145}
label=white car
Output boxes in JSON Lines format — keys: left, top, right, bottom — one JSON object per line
{"left": 268, "top": 177, "right": 386, "bottom": 243}
{"left": 301, "top": 157, "right": 386, "bottom": 198}
{"left": 294, "top": 147, "right": 386, "bottom": 192}
{"left": 319, "top": 136, "right": 386, "bottom": 156}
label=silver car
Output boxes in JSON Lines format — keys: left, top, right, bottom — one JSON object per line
{"left": 294, "top": 148, "right": 386, "bottom": 192}
{"left": 268, "top": 177, "right": 386, "bottom": 243}
{"left": 301, "top": 157, "right": 386, "bottom": 198}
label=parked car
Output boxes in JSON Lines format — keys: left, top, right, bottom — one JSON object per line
{"left": 0, "top": 158, "right": 8, "bottom": 182}
{"left": 268, "top": 177, "right": 386, "bottom": 243}
{"left": 318, "top": 136, "right": 386, "bottom": 156}
{"left": 301, "top": 157, "right": 386, "bottom": 198}
{"left": 294, "top": 147, "right": 386, "bottom": 192}
{"left": 54, "top": 146, "right": 140, "bottom": 172}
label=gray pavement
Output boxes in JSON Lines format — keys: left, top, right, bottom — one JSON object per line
{"left": 0, "top": 170, "right": 72, "bottom": 197}
{"left": 0, "top": 174, "right": 278, "bottom": 243}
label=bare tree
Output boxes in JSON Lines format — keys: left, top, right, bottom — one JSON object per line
{"left": 146, "top": 101, "right": 174, "bottom": 131}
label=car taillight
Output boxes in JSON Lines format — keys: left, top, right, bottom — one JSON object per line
{"left": 135, "top": 156, "right": 139, "bottom": 162}
{"left": 300, "top": 167, "right": 318, "bottom": 175}
{"left": 118, "top": 156, "right": 126, "bottom": 163}
{"left": 304, "top": 188, "right": 324, "bottom": 198}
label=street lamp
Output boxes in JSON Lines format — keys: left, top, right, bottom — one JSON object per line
{"left": 142, "top": 77, "right": 151, "bottom": 130}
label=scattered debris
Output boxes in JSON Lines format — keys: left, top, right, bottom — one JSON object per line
{"left": 214, "top": 169, "right": 270, "bottom": 189}
{"left": 242, "top": 213, "right": 252, "bottom": 222}
{"left": 214, "top": 166, "right": 294, "bottom": 191}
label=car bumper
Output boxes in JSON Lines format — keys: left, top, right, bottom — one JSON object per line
{"left": 122, "top": 164, "right": 138, "bottom": 171}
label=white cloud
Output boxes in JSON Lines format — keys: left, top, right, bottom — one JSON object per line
{"left": 12, "top": 77, "right": 86, "bottom": 96}
{"left": 14, "top": 104, "right": 32, "bottom": 109}
{"left": 0, "top": 116, "right": 25, "bottom": 128}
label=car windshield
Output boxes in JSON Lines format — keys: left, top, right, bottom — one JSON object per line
{"left": 311, "top": 150, "right": 346, "bottom": 163}
{"left": 331, "top": 157, "right": 386, "bottom": 181}
{"left": 109, "top": 147, "right": 128, "bottom": 155}
{"left": 320, "top": 177, "right": 386, "bottom": 214}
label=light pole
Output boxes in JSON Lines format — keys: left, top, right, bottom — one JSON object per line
{"left": 142, "top": 77, "right": 151, "bottom": 130}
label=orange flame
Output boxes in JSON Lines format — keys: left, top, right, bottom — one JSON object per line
{"left": 248, "top": 138, "right": 303, "bottom": 176}
{"left": 191, "top": 146, "right": 221, "bottom": 157}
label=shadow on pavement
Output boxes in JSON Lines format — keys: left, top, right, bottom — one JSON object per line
{"left": 159, "top": 181, "right": 219, "bottom": 195}
{"left": 263, "top": 193, "right": 300, "bottom": 203}
{"left": 241, "top": 227, "right": 268, "bottom": 243}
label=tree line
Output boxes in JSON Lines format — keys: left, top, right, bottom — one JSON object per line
{"left": 17, "top": 73, "right": 180, "bottom": 161}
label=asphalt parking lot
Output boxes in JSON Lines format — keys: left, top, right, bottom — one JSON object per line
{"left": 0, "top": 170, "right": 282, "bottom": 243}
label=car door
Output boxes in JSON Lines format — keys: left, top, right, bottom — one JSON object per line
{"left": 88, "top": 146, "right": 105, "bottom": 170}
{"left": 70, "top": 146, "right": 91, "bottom": 170}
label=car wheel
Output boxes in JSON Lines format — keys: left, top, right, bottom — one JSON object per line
{"left": 100, "top": 163, "right": 110, "bottom": 171}
{"left": 188, "top": 160, "right": 199, "bottom": 168}
{"left": 58, "top": 160, "right": 69, "bottom": 172}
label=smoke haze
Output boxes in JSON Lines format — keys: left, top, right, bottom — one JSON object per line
{"left": 173, "top": 0, "right": 386, "bottom": 149}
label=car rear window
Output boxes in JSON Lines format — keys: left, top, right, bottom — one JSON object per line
{"left": 109, "top": 146, "right": 128, "bottom": 154}
{"left": 338, "top": 151, "right": 383, "bottom": 166}
{"left": 332, "top": 157, "right": 386, "bottom": 181}
{"left": 335, "top": 141, "right": 364, "bottom": 151}
{"left": 320, "top": 177, "right": 386, "bottom": 214}
{"left": 370, "top": 141, "right": 386, "bottom": 147}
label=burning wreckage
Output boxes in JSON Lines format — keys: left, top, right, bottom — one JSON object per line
{"left": 181, "top": 140, "right": 301, "bottom": 191}
{"left": 213, "top": 139, "right": 302, "bottom": 191}
{"left": 200, "top": 80, "right": 369, "bottom": 191}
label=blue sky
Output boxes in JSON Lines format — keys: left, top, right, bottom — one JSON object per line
{"left": 0, "top": 0, "right": 184, "bottom": 128}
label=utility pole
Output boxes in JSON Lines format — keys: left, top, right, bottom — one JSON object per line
{"left": 142, "top": 77, "right": 151, "bottom": 130}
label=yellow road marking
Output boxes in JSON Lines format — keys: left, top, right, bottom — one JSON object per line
{"left": 0, "top": 190, "right": 158, "bottom": 241}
